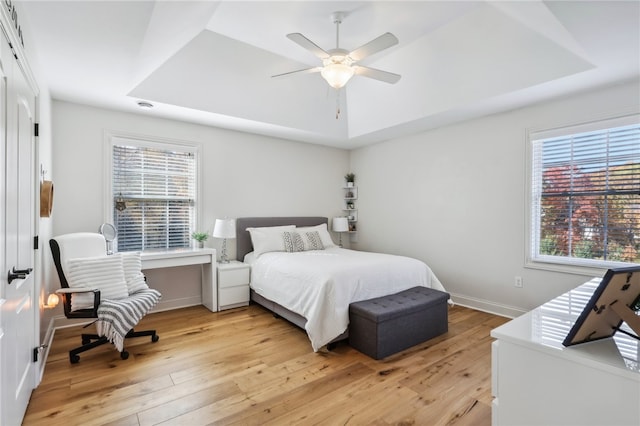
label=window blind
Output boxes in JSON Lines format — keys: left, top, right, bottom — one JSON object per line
{"left": 112, "top": 143, "right": 196, "bottom": 252}
{"left": 531, "top": 119, "right": 640, "bottom": 265}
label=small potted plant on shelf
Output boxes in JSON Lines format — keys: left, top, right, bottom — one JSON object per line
{"left": 191, "top": 231, "right": 209, "bottom": 248}
{"left": 345, "top": 172, "right": 355, "bottom": 187}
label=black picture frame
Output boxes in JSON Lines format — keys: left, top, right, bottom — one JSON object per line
{"left": 563, "top": 266, "right": 640, "bottom": 347}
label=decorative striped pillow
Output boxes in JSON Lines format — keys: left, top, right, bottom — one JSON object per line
{"left": 302, "top": 231, "right": 325, "bottom": 251}
{"left": 283, "top": 231, "right": 305, "bottom": 252}
{"left": 65, "top": 254, "right": 129, "bottom": 311}
{"left": 296, "top": 224, "right": 335, "bottom": 248}
{"left": 282, "top": 231, "right": 325, "bottom": 252}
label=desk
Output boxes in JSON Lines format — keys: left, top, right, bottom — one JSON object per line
{"left": 491, "top": 278, "right": 640, "bottom": 426}
{"left": 141, "top": 248, "right": 217, "bottom": 312}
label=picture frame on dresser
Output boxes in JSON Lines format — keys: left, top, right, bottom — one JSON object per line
{"left": 563, "top": 265, "right": 640, "bottom": 347}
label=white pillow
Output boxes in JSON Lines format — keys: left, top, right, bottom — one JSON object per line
{"left": 65, "top": 254, "right": 129, "bottom": 311}
{"left": 120, "top": 251, "right": 149, "bottom": 294}
{"left": 247, "top": 225, "right": 295, "bottom": 257}
{"left": 296, "top": 223, "right": 335, "bottom": 248}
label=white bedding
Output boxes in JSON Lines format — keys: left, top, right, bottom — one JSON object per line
{"left": 246, "top": 247, "right": 446, "bottom": 351}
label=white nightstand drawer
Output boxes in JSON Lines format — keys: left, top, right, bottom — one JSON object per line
{"left": 219, "top": 285, "right": 250, "bottom": 307}
{"left": 219, "top": 267, "right": 250, "bottom": 288}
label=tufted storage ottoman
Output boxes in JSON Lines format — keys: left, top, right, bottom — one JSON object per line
{"left": 349, "top": 286, "right": 450, "bottom": 359}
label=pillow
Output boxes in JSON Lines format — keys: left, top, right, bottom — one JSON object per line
{"left": 296, "top": 223, "right": 335, "bottom": 248}
{"left": 120, "top": 251, "right": 149, "bottom": 294}
{"left": 282, "top": 230, "right": 325, "bottom": 252}
{"left": 301, "top": 231, "right": 325, "bottom": 251}
{"left": 65, "top": 254, "right": 129, "bottom": 311}
{"left": 247, "top": 225, "right": 295, "bottom": 257}
{"left": 283, "top": 231, "right": 305, "bottom": 252}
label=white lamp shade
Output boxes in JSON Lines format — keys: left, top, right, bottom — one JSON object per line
{"left": 321, "top": 63, "right": 355, "bottom": 89}
{"left": 212, "top": 218, "right": 236, "bottom": 239}
{"left": 332, "top": 217, "right": 349, "bottom": 232}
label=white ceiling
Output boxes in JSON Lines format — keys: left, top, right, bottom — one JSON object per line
{"left": 20, "top": 1, "right": 640, "bottom": 149}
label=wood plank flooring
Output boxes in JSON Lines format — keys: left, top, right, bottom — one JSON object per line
{"left": 24, "top": 303, "right": 508, "bottom": 426}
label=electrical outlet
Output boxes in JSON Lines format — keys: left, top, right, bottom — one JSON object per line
{"left": 515, "top": 276, "right": 523, "bottom": 288}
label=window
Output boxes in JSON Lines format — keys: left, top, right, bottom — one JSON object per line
{"left": 109, "top": 135, "right": 198, "bottom": 252}
{"left": 529, "top": 115, "right": 640, "bottom": 270}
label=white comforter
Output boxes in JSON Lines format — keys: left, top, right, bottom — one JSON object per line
{"left": 247, "top": 247, "right": 446, "bottom": 351}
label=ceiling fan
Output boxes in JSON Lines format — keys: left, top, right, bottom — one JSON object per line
{"left": 273, "top": 11, "right": 401, "bottom": 89}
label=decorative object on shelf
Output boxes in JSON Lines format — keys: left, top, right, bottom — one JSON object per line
{"left": 191, "top": 231, "right": 209, "bottom": 248}
{"left": 332, "top": 217, "right": 349, "bottom": 247}
{"left": 213, "top": 218, "right": 236, "bottom": 263}
{"left": 341, "top": 177, "right": 358, "bottom": 243}
{"left": 345, "top": 172, "right": 355, "bottom": 187}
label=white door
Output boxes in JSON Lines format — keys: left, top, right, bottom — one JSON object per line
{"left": 0, "top": 31, "right": 37, "bottom": 426}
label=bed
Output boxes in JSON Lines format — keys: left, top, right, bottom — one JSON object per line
{"left": 236, "top": 216, "right": 446, "bottom": 351}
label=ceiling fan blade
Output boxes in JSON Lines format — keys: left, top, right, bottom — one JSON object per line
{"left": 353, "top": 66, "right": 401, "bottom": 84}
{"left": 272, "top": 67, "right": 322, "bottom": 79}
{"left": 286, "top": 33, "right": 330, "bottom": 60}
{"left": 349, "top": 32, "right": 399, "bottom": 61}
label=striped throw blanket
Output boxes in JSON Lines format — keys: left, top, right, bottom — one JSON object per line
{"left": 96, "top": 289, "right": 162, "bottom": 352}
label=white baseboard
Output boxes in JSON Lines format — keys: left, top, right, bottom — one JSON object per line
{"left": 152, "top": 295, "right": 202, "bottom": 313}
{"left": 37, "top": 316, "right": 58, "bottom": 383}
{"left": 449, "top": 293, "right": 526, "bottom": 319}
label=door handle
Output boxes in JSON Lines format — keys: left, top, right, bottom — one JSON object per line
{"left": 7, "top": 267, "right": 32, "bottom": 284}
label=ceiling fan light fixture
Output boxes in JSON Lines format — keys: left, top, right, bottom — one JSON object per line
{"left": 321, "top": 63, "right": 355, "bottom": 89}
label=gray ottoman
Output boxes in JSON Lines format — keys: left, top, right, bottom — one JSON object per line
{"left": 349, "top": 286, "right": 449, "bottom": 359}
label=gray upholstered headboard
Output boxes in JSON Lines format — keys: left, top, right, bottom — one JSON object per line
{"left": 235, "top": 217, "right": 328, "bottom": 261}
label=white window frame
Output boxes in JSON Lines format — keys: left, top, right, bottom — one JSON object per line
{"left": 525, "top": 112, "right": 640, "bottom": 276}
{"left": 104, "top": 130, "right": 203, "bottom": 252}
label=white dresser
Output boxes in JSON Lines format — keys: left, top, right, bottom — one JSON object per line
{"left": 491, "top": 278, "right": 640, "bottom": 426}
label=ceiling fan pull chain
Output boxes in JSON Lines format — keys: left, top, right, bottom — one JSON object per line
{"left": 336, "top": 90, "right": 341, "bottom": 120}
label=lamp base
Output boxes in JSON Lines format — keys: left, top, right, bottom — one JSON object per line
{"left": 220, "top": 239, "right": 230, "bottom": 263}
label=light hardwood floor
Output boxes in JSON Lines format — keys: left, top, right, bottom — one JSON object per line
{"left": 24, "top": 303, "right": 508, "bottom": 425}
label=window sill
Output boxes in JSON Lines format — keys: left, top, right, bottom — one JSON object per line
{"left": 525, "top": 255, "right": 639, "bottom": 277}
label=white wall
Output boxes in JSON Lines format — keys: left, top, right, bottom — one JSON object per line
{"left": 350, "top": 80, "right": 640, "bottom": 316}
{"left": 49, "top": 80, "right": 639, "bottom": 317}
{"left": 51, "top": 100, "right": 350, "bottom": 306}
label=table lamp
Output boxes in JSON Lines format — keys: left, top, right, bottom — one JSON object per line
{"left": 332, "top": 217, "right": 349, "bottom": 247}
{"left": 213, "top": 218, "right": 236, "bottom": 263}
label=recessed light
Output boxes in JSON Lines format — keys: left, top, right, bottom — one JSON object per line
{"left": 137, "top": 101, "right": 154, "bottom": 108}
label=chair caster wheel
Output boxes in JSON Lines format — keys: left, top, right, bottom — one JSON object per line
{"left": 70, "top": 354, "right": 80, "bottom": 364}
{"left": 152, "top": 334, "right": 159, "bottom": 343}
{"left": 120, "top": 351, "right": 129, "bottom": 360}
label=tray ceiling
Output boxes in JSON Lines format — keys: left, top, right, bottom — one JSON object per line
{"left": 20, "top": 1, "right": 640, "bottom": 148}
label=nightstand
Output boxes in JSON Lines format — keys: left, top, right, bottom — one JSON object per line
{"left": 217, "top": 261, "right": 250, "bottom": 311}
